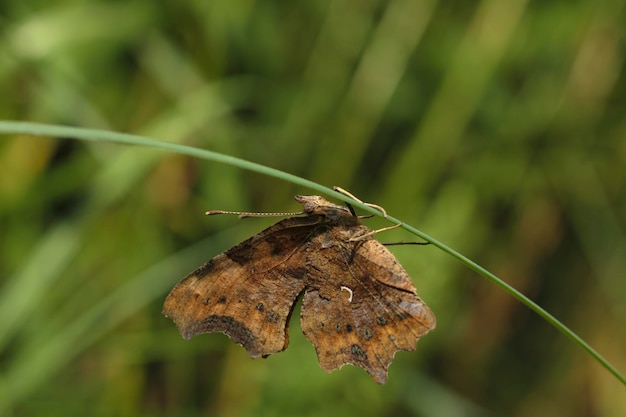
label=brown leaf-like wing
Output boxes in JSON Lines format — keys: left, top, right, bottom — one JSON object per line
{"left": 163, "top": 216, "right": 321, "bottom": 358}
{"left": 300, "top": 229, "right": 436, "bottom": 384}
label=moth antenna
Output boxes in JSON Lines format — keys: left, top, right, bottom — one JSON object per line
{"left": 333, "top": 186, "right": 388, "bottom": 218}
{"left": 206, "top": 210, "right": 304, "bottom": 219}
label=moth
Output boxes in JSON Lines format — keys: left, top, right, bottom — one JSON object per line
{"left": 163, "top": 188, "right": 435, "bottom": 384}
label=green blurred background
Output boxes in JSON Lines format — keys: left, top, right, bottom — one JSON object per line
{"left": 1, "top": 0, "right": 625, "bottom": 416}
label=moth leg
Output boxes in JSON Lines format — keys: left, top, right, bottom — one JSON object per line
{"left": 382, "top": 241, "right": 429, "bottom": 246}
{"left": 333, "top": 186, "right": 427, "bottom": 244}
{"left": 343, "top": 205, "right": 375, "bottom": 220}
{"left": 333, "top": 186, "right": 388, "bottom": 218}
{"left": 345, "top": 202, "right": 358, "bottom": 217}
{"left": 349, "top": 223, "right": 403, "bottom": 242}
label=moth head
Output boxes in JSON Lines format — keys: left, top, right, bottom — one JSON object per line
{"left": 294, "top": 195, "right": 352, "bottom": 218}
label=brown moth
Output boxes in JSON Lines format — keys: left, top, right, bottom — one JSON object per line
{"left": 162, "top": 192, "right": 435, "bottom": 384}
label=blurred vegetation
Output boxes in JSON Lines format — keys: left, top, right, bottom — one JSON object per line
{"left": 1, "top": 0, "right": 625, "bottom": 416}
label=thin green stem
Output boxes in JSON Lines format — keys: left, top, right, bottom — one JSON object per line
{"left": 0, "top": 121, "right": 334, "bottom": 196}
{"left": 1, "top": 120, "right": 624, "bottom": 386}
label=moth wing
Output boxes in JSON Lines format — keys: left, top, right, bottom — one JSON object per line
{"left": 163, "top": 217, "right": 319, "bottom": 358}
{"left": 300, "top": 238, "right": 435, "bottom": 383}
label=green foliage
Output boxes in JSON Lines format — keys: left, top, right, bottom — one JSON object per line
{"left": 1, "top": 1, "right": 625, "bottom": 416}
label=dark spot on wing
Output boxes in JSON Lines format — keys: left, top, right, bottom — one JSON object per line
{"left": 266, "top": 310, "right": 280, "bottom": 323}
{"left": 190, "top": 316, "right": 256, "bottom": 349}
{"left": 351, "top": 344, "right": 368, "bottom": 359}
{"left": 266, "top": 235, "right": 292, "bottom": 256}
{"left": 225, "top": 240, "right": 255, "bottom": 265}
{"left": 286, "top": 266, "right": 308, "bottom": 279}
{"left": 193, "top": 259, "right": 217, "bottom": 279}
